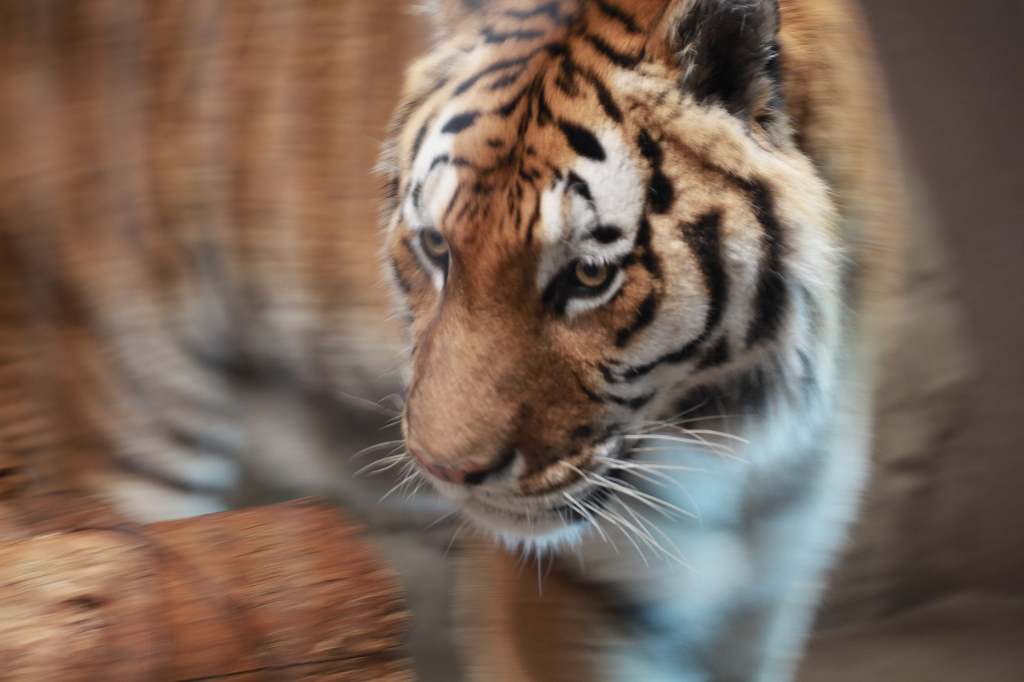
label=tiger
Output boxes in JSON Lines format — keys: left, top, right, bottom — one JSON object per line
{"left": 379, "top": 0, "right": 907, "bottom": 679}
{"left": 0, "top": 0, "right": 908, "bottom": 679}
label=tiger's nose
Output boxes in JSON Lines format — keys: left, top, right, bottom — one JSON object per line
{"left": 410, "top": 447, "right": 517, "bottom": 486}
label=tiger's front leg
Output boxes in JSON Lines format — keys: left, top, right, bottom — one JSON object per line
{"left": 710, "top": 428, "right": 871, "bottom": 682}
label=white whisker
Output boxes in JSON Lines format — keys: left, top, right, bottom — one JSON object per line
{"left": 426, "top": 509, "right": 458, "bottom": 529}
{"left": 350, "top": 439, "right": 405, "bottom": 461}
{"left": 445, "top": 520, "right": 468, "bottom": 557}
{"left": 599, "top": 458, "right": 707, "bottom": 475}
{"left": 354, "top": 451, "right": 408, "bottom": 477}
{"left": 570, "top": 464, "right": 698, "bottom": 521}
{"left": 562, "top": 492, "right": 612, "bottom": 546}
{"left": 379, "top": 466, "right": 420, "bottom": 503}
{"left": 588, "top": 502, "right": 648, "bottom": 565}
{"left": 619, "top": 503, "right": 693, "bottom": 570}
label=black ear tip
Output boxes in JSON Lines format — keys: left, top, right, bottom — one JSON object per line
{"left": 674, "top": 0, "right": 783, "bottom": 118}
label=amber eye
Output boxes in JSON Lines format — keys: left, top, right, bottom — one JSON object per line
{"left": 574, "top": 261, "right": 611, "bottom": 288}
{"left": 421, "top": 229, "right": 448, "bottom": 257}
{"left": 418, "top": 229, "right": 450, "bottom": 274}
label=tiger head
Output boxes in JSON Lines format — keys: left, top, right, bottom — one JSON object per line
{"left": 380, "top": 0, "right": 842, "bottom": 545}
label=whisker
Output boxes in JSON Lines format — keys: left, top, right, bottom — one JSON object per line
{"left": 631, "top": 414, "right": 736, "bottom": 435}
{"left": 353, "top": 451, "right": 408, "bottom": 477}
{"left": 588, "top": 503, "right": 646, "bottom": 565}
{"left": 405, "top": 479, "right": 427, "bottom": 501}
{"left": 570, "top": 464, "right": 698, "bottom": 521}
{"left": 666, "top": 427, "right": 749, "bottom": 445}
{"left": 619, "top": 503, "right": 693, "bottom": 570}
{"left": 445, "top": 520, "right": 468, "bottom": 557}
{"left": 624, "top": 434, "right": 745, "bottom": 461}
{"left": 597, "top": 459, "right": 704, "bottom": 526}
{"left": 378, "top": 392, "right": 406, "bottom": 411}
{"left": 599, "top": 458, "right": 707, "bottom": 475}
{"left": 426, "top": 509, "right": 458, "bottom": 529}
{"left": 334, "top": 390, "right": 400, "bottom": 417}
{"left": 562, "top": 493, "right": 612, "bottom": 547}
{"left": 350, "top": 439, "right": 406, "bottom": 460}
{"left": 379, "top": 466, "right": 420, "bottom": 503}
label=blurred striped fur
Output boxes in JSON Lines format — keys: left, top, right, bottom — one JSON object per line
{"left": 0, "top": 1, "right": 430, "bottom": 521}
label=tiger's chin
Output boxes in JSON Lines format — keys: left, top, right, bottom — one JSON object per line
{"left": 460, "top": 490, "right": 609, "bottom": 554}
{"left": 465, "top": 501, "right": 587, "bottom": 553}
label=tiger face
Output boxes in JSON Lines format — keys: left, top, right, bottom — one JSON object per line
{"left": 381, "top": 0, "right": 841, "bottom": 544}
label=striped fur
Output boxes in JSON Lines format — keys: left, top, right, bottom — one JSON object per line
{"left": 0, "top": 2, "right": 438, "bottom": 524}
{"left": 384, "top": 0, "right": 907, "bottom": 679}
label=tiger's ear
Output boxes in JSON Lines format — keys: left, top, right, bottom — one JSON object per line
{"left": 653, "top": 0, "right": 782, "bottom": 123}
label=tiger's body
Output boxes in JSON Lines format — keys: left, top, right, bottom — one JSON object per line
{"left": 0, "top": 2, "right": 437, "bottom": 524}
{"left": 383, "top": 0, "right": 907, "bottom": 680}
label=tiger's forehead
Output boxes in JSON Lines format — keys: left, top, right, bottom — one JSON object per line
{"left": 394, "top": 0, "right": 659, "bottom": 242}
{"left": 398, "top": 72, "right": 650, "bottom": 255}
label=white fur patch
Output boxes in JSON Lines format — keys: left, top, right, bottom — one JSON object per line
{"left": 535, "top": 127, "right": 645, "bottom": 310}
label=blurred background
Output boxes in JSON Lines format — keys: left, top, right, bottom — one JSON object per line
{"left": 797, "top": 0, "right": 1024, "bottom": 677}
{"left": 0, "top": 1, "right": 1020, "bottom": 680}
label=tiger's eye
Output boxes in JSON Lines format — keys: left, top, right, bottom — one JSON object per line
{"left": 421, "top": 229, "right": 449, "bottom": 258}
{"left": 575, "top": 261, "right": 610, "bottom": 288}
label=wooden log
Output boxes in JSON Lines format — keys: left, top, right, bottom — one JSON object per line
{"left": 0, "top": 496, "right": 412, "bottom": 681}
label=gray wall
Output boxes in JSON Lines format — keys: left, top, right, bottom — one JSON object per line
{"left": 859, "top": 0, "right": 1024, "bottom": 594}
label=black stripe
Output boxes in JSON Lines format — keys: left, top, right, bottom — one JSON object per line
{"left": 495, "top": 83, "right": 531, "bottom": 117}
{"left": 576, "top": 376, "right": 605, "bottom": 403}
{"left": 743, "top": 180, "right": 788, "bottom": 346}
{"left": 443, "top": 185, "right": 465, "bottom": 224}
{"left": 535, "top": 81, "right": 555, "bottom": 126}
{"left": 634, "top": 216, "right": 661, "bottom": 278}
{"left": 566, "top": 170, "right": 593, "bottom": 201}
{"left": 672, "top": 365, "right": 771, "bottom": 422}
{"left": 583, "top": 69, "right": 623, "bottom": 123}
{"left": 604, "top": 212, "right": 730, "bottom": 382}
{"left": 390, "top": 258, "right": 412, "bottom": 295}
{"left": 593, "top": 0, "right": 643, "bottom": 34}
{"left": 504, "top": 1, "right": 562, "bottom": 22}
{"left": 383, "top": 175, "right": 400, "bottom": 212}
{"left": 559, "top": 119, "right": 606, "bottom": 160}
{"left": 524, "top": 193, "right": 541, "bottom": 243}
{"left": 615, "top": 291, "right": 658, "bottom": 348}
{"left": 584, "top": 33, "right": 642, "bottom": 68}
{"left": 636, "top": 130, "right": 674, "bottom": 214}
{"left": 428, "top": 154, "right": 450, "bottom": 172}
{"left": 488, "top": 70, "right": 524, "bottom": 91}
{"left": 455, "top": 55, "right": 532, "bottom": 95}
{"left": 697, "top": 337, "right": 731, "bottom": 370}
{"left": 410, "top": 117, "right": 432, "bottom": 164}
{"left": 599, "top": 362, "right": 621, "bottom": 385}
{"left": 442, "top": 111, "right": 480, "bottom": 134}
{"left": 482, "top": 26, "right": 545, "bottom": 44}
{"left": 606, "top": 390, "right": 655, "bottom": 410}
{"left": 411, "top": 181, "right": 424, "bottom": 211}
{"left": 555, "top": 53, "right": 581, "bottom": 96}
{"left": 681, "top": 211, "right": 729, "bottom": 338}
{"left": 617, "top": 337, "right": 703, "bottom": 382}
{"left": 570, "top": 425, "right": 594, "bottom": 441}
{"left": 577, "top": 374, "right": 654, "bottom": 410}
{"left": 586, "top": 225, "right": 623, "bottom": 244}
